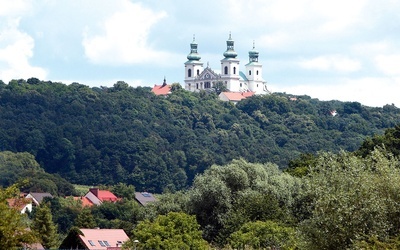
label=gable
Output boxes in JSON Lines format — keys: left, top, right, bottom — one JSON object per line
{"left": 198, "top": 68, "right": 219, "bottom": 81}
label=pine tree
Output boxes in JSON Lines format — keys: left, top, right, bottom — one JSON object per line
{"left": 74, "top": 208, "right": 96, "bottom": 228}
{"left": 32, "top": 204, "right": 59, "bottom": 248}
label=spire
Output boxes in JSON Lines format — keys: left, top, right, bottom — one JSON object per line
{"left": 223, "top": 33, "right": 237, "bottom": 59}
{"left": 187, "top": 34, "right": 201, "bottom": 61}
{"left": 162, "top": 76, "right": 167, "bottom": 87}
{"left": 249, "top": 40, "right": 259, "bottom": 63}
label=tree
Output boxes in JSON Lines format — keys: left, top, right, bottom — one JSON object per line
{"left": 127, "top": 212, "right": 208, "bottom": 250}
{"left": 32, "top": 204, "right": 59, "bottom": 248}
{"left": 0, "top": 184, "right": 37, "bottom": 249}
{"left": 299, "top": 149, "right": 400, "bottom": 249}
{"left": 229, "top": 220, "right": 297, "bottom": 250}
{"left": 74, "top": 208, "right": 96, "bottom": 228}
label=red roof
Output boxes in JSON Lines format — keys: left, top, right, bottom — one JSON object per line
{"left": 79, "top": 228, "right": 129, "bottom": 250}
{"left": 97, "top": 190, "right": 118, "bottom": 202}
{"left": 151, "top": 84, "right": 171, "bottom": 96}
{"left": 73, "top": 196, "right": 94, "bottom": 207}
{"left": 221, "top": 91, "right": 255, "bottom": 101}
{"left": 7, "top": 198, "right": 32, "bottom": 211}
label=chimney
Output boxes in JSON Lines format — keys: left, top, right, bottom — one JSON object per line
{"left": 90, "top": 188, "right": 99, "bottom": 197}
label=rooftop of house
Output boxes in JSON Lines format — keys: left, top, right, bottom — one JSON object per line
{"left": 151, "top": 78, "right": 171, "bottom": 96}
{"left": 26, "top": 192, "right": 53, "bottom": 204}
{"left": 220, "top": 91, "right": 255, "bottom": 101}
{"left": 7, "top": 198, "right": 32, "bottom": 211}
{"left": 134, "top": 192, "right": 157, "bottom": 206}
{"left": 73, "top": 196, "right": 94, "bottom": 207}
{"left": 78, "top": 228, "right": 129, "bottom": 250}
{"left": 89, "top": 188, "right": 119, "bottom": 202}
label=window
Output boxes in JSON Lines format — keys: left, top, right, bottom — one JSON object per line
{"left": 196, "top": 83, "right": 199, "bottom": 89}
{"left": 224, "top": 66, "right": 228, "bottom": 75}
{"left": 197, "top": 69, "right": 200, "bottom": 76}
{"left": 240, "top": 83, "right": 242, "bottom": 87}
{"left": 104, "top": 241, "right": 111, "bottom": 247}
{"left": 257, "top": 84, "right": 259, "bottom": 87}
{"left": 98, "top": 241, "right": 106, "bottom": 247}
{"left": 249, "top": 70, "right": 251, "bottom": 75}
{"left": 188, "top": 69, "right": 192, "bottom": 77}
{"left": 88, "top": 240, "right": 95, "bottom": 246}
{"left": 256, "top": 70, "right": 259, "bottom": 75}
{"left": 233, "top": 67, "right": 236, "bottom": 74}
{"left": 205, "top": 82, "right": 211, "bottom": 88}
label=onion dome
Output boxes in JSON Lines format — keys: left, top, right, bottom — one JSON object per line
{"left": 249, "top": 41, "right": 259, "bottom": 62}
{"left": 223, "top": 33, "right": 238, "bottom": 59}
{"left": 187, "top": 35, "right": 201, "bottom": 61}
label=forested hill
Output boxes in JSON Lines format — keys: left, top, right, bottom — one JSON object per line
{"left": 1, "top": 78, "right": 400, "bottom": 192}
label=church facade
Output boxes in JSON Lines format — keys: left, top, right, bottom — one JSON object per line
{"left": 184, "top": 34, "right": 269, "bottom": 95}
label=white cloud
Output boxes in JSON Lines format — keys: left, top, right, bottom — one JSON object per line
{"left": 375, "top": 54, "right": 400, "bottom": 76}
{"left": 82, "top": 1, "right": 172, "bottom": 65}
{"left": 0, "top": 18, "right": 47, "bottom": 82}
{"left": 271, "top": 76, "right": 400, "bottom": 107}
{"left": 0, "top": 0, "right": 32, "bottom": 17}
{"left": 299, "top": 55, "right": 361, "bottom": 73}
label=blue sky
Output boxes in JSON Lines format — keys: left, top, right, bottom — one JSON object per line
{"left": 1, "top": 0, "right": 400, "bottom": 107}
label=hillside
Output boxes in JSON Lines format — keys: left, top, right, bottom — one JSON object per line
{"left": 0, "top": 78, "right": 399, "bottom": 192}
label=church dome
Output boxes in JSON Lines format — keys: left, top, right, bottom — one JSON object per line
{"left": 248, "top": 41, "right": 259, "bottom": 62}
{"left": 187, "top": 36, "right": 201, "bottom": 61}
{"left": 223, "top": 34, "right": 238, "bottom": 59}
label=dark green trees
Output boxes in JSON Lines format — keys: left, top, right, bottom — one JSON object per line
{"left": 32, "top": 204, "right": 59, "bottom": 249}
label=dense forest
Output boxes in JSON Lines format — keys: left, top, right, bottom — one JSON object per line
{"left": 1, "top": 78, "right": 400, "bottom": 192}
{"left": 2, "top": 78, "right": 400, "bottom": 249}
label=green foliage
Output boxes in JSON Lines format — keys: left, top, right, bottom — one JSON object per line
{"left": 128, "top": 212, "right": 208, "bottom": 250}
{"left": 299, "top": 149, "right": 400, "bottom": 249}
{"left": 229, "top": 220, "right": 297, "bottom": 250}
{"left": 0, "top": 80, "right": 399, "bottom": 192}
{"left": 74, "top": 208, "right": 96, "bottom": 228}
{"left": 0, "top": 184, "right": 37, "bottom": 249}
{"left": 32, "top": 204, "right": 59, "bottom": 248}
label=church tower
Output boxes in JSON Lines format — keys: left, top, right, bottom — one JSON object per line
{"left": 184, "top": 35, "right": 204, "bottom": 91}
{"left": 245, "top": 41, "right": 264, "bottom": 93}
{"left": 220, "top": 33, "right": 240, "bottom": 92}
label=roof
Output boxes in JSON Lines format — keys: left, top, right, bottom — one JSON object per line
{"left": 96, "top": 190, "right": 118, "bottom": 202}
{"left": 79, "top": 228, "right": 129, "bottom": 250}
{"left": 220, "top": 91, "right": 254, "bottom": 101}
{"left": 7, "top": 198, "right": 32, "bottom": 211}
{"left": 27, "top": 192, "right": 53, "bottom": 204}
{"left": 73, "top": 196, "right": 94, "bottom": 207}
{"left": 152, "top": 84, "right": 171, "bottom": 96}
{"left": 135, "top": 192, "right": 157, "bottom": 206}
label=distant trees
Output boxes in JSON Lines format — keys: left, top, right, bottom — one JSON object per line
{"left": 32, "top": 204, "right": 59, "bottom": 248}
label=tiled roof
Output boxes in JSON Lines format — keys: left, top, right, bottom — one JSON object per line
{"left": 135, "top": 192, "right": 156, "bottom": 206}
{"left": 79, "top": 228, "right": 129, "bottom": 250}
{"left": 97, "top": 190, "right": 118, "bottom": 202}
{"left": 220, "top": 91, "right": 254, "bottom": 101}
{"left": 27, "top": 192, "right": 53, "bottom": 204}
{"left": 73, "top": 196, "right": 94, "bottom": 207}
{"left": 7, "top": 198, "right": 32, "bottom": 211}
{"left": 151, "top": 84, "right": 172, "bottom": 96}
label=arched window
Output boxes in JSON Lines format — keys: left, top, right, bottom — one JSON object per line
{"left": 197, "top": 69, "right": 200, "bottom": 76}
{"left": 256, "top": 70, "right": 259, "bottom": 75}
{"left": 249, "top": 70, "right": 252, "bottom": 75}
{"left": 233, "top": 67, "right": 236, "bottom": 74}
{"left": 205, "top": 82, "right": 211, "bottom": 88}
{"left": 196, "top": 83, "right": 199, "bottom": 89}
{"left": 188, "top": 69, "right": 192, "bottom": 77}
{"left": 224, "top": 66, "right": 228, "bottom": 75}
{"left": 240, "top": 83, "right": 242, "bottom": 87}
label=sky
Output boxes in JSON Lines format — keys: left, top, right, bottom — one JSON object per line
{"left": 1, "top": 0, "right": 400, "bottom": 107}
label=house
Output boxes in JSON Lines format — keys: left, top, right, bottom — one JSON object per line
{"left": 219, "top": 91, "right": 255, "bottom": 104}
{"left": 61, "top": 228, "right": 129, "bottom": 250}
{"left": 25, "top": 192, "right": 53, "bottom": 206}
{"left": 7, "top": 197, "right": 33, "bottom": 213}
{"left": 73, "top": 196, "right": 94, "bottom": 207}
{"left": 84, "top": 188, "right": 119, "bottom": 206}
{"left": 151, "top": 77, "right": 172, "bottom": 96}
{"left": 134, "top": 192, "right": 156, "bottom": 206}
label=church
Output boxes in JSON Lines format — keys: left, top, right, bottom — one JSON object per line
{"left": 184, "top": 34, "right": 269, "bottom": 95}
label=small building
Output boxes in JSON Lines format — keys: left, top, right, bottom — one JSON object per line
{"left": 135, "top": 192, "right": 156, "bottom": 206}
{"left": 73, "top": 196, "right": 94, "bottom": 207}
{"left": 219, "top": 91, "right": 255, "bottom": 104}
{"left": 84, "top": 188, "right": 119, "bottom": 206}
{"left": 151, "top": 77, "right": 172, "bottom": 96}
{"left": 25, "top": 192, "right": 53, "bottom": 206}
{"left": 60, "top": 228, "right": 129, "bottom": 250}
{"left": 7, "top": 197, "right": 33, "bottom": 213}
